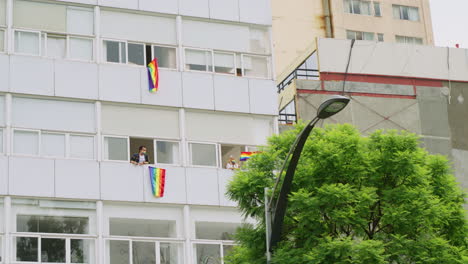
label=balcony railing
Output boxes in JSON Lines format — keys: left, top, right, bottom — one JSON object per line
{"left": 277, "top": 68, "right": 319, "bottom": 93}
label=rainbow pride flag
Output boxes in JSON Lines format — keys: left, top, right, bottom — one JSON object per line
{"left": 240, "top": 152, "right": 260, "bottom": 161}
{"left": 147, "top": 58, "right": 159, "bottom": 93}
{"left": 149, "top": 167, "right": 166, "bottom": 198}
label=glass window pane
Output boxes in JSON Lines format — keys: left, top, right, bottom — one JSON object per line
{"left": 132, "top": 241, "right": 155, "bottom": 264}
{"left": 70, "top": 135, "right": 94, "bottom": 159}
{"left": 377, "top": 33, "right": 384, "bottom": 42}
{"left": 0, "top": 129, "right": 3, "bottom": 153}
{"left": 393, "top": 5, "right": 400, "bottom": 19}
{"left": 16, "top": 237, "right": 38, "bottom": 262}
{"left": 214, "top": 53, "right": 235, "bottom": 74}
{"left": 15, "top": 31, "right": 40, "bottom": 55}
{"left": 46, "top": 34, "right": 66, "bottom": 58}
{"left": 109, "top": 218, "right": 177, "bottom": 238}
{"left": 0, "top": 29, "right": 4, "bottom": 52}
{"left": 190, "top": 143, "right": 217, "bottom": 167}
{"left": 17, "top": 215, "right": 89, "bottom": 234}
{"left": 0, "top": 0, "right": 5, "bottom": 26}
{"left": 153, "top": 46, "right": 177, "bottom": 69}
{"left": 363, "top": 32, "right": 374, "bottom": 41}
{"left": 374, "top": 2, "right": 381, "bottom": 16}
{"left": 41, "top": 238, "right": 66, "bottom": 263}
{"left": 360, "top": 1, "right": 371, "bottom": 15}
{"left": 243, "top": 55, "right": 269, "bottom": 79}
{"left": 346, "top": 30, "right": 355, "bottom": 40}
{"left": 104, "top": 40, "right": 125, "bottom": 63}
{"left": 14, "top": 130, "right": 39, "bottom": 155}
{"left": 195, "top": 222, "right": 240, "bottom": 240}
{"left": 104, "top": 137, "right": 128, "bottom": 161}
{"left": 71, "top": 239, "right": 94, "bottom": 264}
{"left": 67, "top": 7, "right": 94, "bottom": 35}
{"left": 41, "top": 133, "right": 65, "bottom": 157}
{"left": 343, "top": 0, "right": 351, "bottom": 13}
{"left": 128, "top": 43, "right": 145, "bottom": 66}
{"left": 160, "top": 243, "right": 180, "bottom": 264}
{"left": 352, "top": 0, "right": 360, "bottom": 14}
{"left": 70, "top": 37, "right": 93, "bottom": 61}
{"left": 194, "top": 244, "right": 220, "bottom": 264}
{"left": 185, "top": 49, "right": 212, "bottom": 72}
{"left": 409, "top": 7, "right": 419, "bottom": 21}
{"left": 156, "top": 141, "right": 179, "bottom": 164}
{"left": 401, "top": 6, "right": 409, "bottom": 20}
{"left": 249, "top": 27, "right": 270, "bottom": 54}
{"left": 109, "top": 240, "right": 129, "bottom": 264}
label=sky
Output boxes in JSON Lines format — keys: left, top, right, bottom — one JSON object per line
{"left": 429, "top": 0, "right": 468, "bottom": 48}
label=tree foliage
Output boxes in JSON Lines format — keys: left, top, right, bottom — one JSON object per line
{"left": 225, "top": 124, "right": 467, "bottom": 264}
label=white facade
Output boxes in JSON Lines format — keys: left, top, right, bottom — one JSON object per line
{"left": 0, "top": 0, "right": 277, "bottom": 263}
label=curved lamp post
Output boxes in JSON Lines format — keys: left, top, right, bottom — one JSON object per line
{"left": 265, "top": 95, "right": 350, "bottom": 263}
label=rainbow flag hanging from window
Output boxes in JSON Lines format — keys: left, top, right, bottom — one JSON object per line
{"left": 240, "top": 152, "right": 260, "bottom": 161}
{"left": 149, "top": 167, "right": 166, "bottom": 198}
{"left": 147, "top": 58, "right": 159, "bottom": 93}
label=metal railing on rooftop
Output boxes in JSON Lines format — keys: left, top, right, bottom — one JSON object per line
{"left": 277, "top": 68, "right": 319, "bottom": 93}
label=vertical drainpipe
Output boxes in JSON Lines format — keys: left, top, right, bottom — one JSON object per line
{"left": 322, "top": 0, "right": 333, "bottom": 38}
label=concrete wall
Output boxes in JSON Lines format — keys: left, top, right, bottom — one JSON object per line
{"left": 330, "top": 0, "right": 434, "bottom": 44}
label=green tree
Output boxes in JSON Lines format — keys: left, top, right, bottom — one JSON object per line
{"left": 225, "top": 124, "right": 467, "bottom": 264}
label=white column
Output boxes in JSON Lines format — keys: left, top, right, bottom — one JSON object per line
{"left": 94, "top": 6, "right": 101, "bottom": 64}
{"left": 176, "top": 16, "right": 184, "bottom": 72}
{"left": 6, "top": 0, "right": 13, "bottom": 54}
{"left": 96, "top": 101, "right": 102, "bottom": 162}
{"left": 5, "top": 93, "right": 12, "bottom": 155}
{"left": 96, "top": 201, "right": 104, "bottom": 264}
{"left": 273, "top": 116, "right": 279, "bottom": 135}
{"left": 4, "top": 196, "right": 11, "bottom": 264}
{"left": 268, "top": 27, "right": 276, "bottom": 82}
{"left": 179, "top": 108, "right": 188, "bottom": 166}
{"left": 183, "top": 205, "right": 191, "bottom": 264}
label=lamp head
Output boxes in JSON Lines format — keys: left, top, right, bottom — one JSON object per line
{"left": 317, "top": 95, "right": 350, "bottom": 119}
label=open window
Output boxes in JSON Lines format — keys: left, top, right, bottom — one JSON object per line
{"left": 129, "top": 137, "right": 154, "bottom": 164}
{"left": 221, "top": 145, "right": 244, "bottom": 169}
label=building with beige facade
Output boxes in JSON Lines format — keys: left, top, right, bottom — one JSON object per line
{"left": 272, "top": 0, "right": 434, "bottom": 81}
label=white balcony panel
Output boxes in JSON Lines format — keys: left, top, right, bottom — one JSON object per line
{"left": 101, "top": 104, "right": 180, "bottom": 139}
{"left": 209, "top": 0, "right": 240, "bottom": 21}
{"left": 239, "top": 0, "right": 272, "bottom": 25}
{"left": 182, "top": 72, "right": 214, "bottom": 110}
{"left": 190, "top": 207, "right": 244, "bottom": 225}
{"left": 55, "top": 0, "right": 97, "bottom": 5}
{"left": 143, "top": 166, "right": 187, "bottom": 204}
{"left": 186, "top": 167, "right": 219, "bottom": 206}
{"left": 179, "top": 0, "right": 209, "bottom": 18}
{"left": 9, "top": 157, "right": 55, "bottom": 197}
{"left": 0, "top": 156, "right": 7, "bottom": 195}
{"left": 218, "top": 169, "right": 237, "bottom": 207}
{"left": 10, "top": 56, "right": 54, "bottom": 96}
{"left": 98, "top": 0, "right": 138, "bottom": 10}
{"left": 0, "top": 54, "right": 8, "bottom": 92}
{"left": 101, "top": 10, "right": 176, "bottom": 45}
{"left": 186, "top": 110, "right": 272, "bottom": 145}
{"left": 55, "top": 159, "right": 100, "bottom": 200}
{"left": 55, "top": 60, "right": 99, "bottom": 100}
{"left": 12, "top": 97, "right": 96, "bottom": 133}
{"left": 0, "top": 96, "right": 4, "bottom": 126}
{"left": 139, "top": 0, "right": 178, "bottom": 14}
{"left": 182, "top": 19, "right": 249, "bottom": 52}
{"left": 100, "top": 162, "right": 145, "bottom": 202}
{"left": 141, "top": 68, "right": 183, "bottom": 107}
{"left": 99, "top": 64, "right": 141, "bottom": 104}
{"left": 248, "top": 79, "right": 277, "bottom": 115}
{"left": 214, "top": 75, "right": 249, "bottom": 113}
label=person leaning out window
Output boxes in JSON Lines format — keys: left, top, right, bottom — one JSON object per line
{"left": 131, "top": 146, "right": 150, "bottom": 165}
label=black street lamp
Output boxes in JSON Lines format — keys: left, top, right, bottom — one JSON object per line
{"left": 265, "top": 95, "right": 350, "bottom": 263}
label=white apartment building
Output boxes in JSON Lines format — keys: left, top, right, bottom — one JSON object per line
{"left": 0, "top": 0, "right": 277, "bottom": 263}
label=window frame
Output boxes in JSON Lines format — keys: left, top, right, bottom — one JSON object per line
{"left": 191, "top": 240, "right": 236, "bottom": 264}
{"left": 188, "top": 141, "right": 219, "bottom": 168}
{"left": 151, "top": 44, "right": 178, "bottom": 70}
{"left": 343, "top": 0, "right": 373, "bottom": 16}
{"left": 68, "top": 133, "right": 96, "bottom": 161}
{"left": 126, "top": 41, "right": 146, "bottom": 66}
{"left": 213, "top": 51, "right": 237, "bottom": 76}
{"left": 102, "top": 135, "right": 130, "bottom": 162}
{"left": 393, "top": 4, "right": 420, "bottom": 21}
{"left": 102, "top": 38, "right": 128, "bottom": 65}
{"left": 0, "top": 28, "right": 6, "bottom": 53}
{"left": 184, "top": 47, "right": 214, "bottom": 73}
{"left": 373, "top": 2, "right": 381, "bottom": 17}
{"left": 12, "top": 128, "right": 41, "bottom": 157}
{"left": 154, "top": 139, "right": 181, "bottom": 166}
{"left": 40, "top": 131, "right": 67, "bottom": 159}
{"left": 0, "top": 127, "right": 4, "bottom": 154}
{"left": 67, "top": 35, "right": 95, "bottom": 62}
{"left": 13, "top": 29, "right": 42, "bottom": 56}
{"left": 241, "top": 54, "right": 271, "bottom": 79}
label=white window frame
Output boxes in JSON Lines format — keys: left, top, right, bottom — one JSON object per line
{"left": 0, "top": 127, "right": 4, "bottom": 154}
{"left": 42, "top": 32, "right": 67, "bottom": 59}
{"left": 343, "top": 0, "right": 373, "bottom": 16}
{"left": 241, "top": 54, "right": 271, "bottom": 80}
{"left": 191, "top": 240, "right": 236, "bottom": 264}
{"left": 0, "top": 28, "right": 6, "bottom": 53}
{"left": 213, "top": 51, "right": 237, "bottom": 76}
{"left": 40, "top": 131, "right": 67, "bottom": 159}
{"left": 188, "top": 141, "right": 219, "bottom": 168}
{"left": 68, "top": 133, "right": 96, "bottom": 161}
{"left": 151, "top": 44, "right": 178, "bottom": 70}
{"left": 154, "top": 139, "right": 181, "bottom": 166}
{"left": 102, "top": 38, "right": 128, "bottom": 65}
{"left": 127, "top": 41, "right": 147, "bottom": 67}
{"left": 102, "top": 135, "right": 130, "bottom": 162}
{"left": 11, "top": 233, "right": 97, "bottom": 264}
{"left": 67, "top": 35, "right": 95, "bottom": 62}
{"left": 13, "top": 29, "right": 42, "bottom": 56}
{"left": 373, "top": 2, "right": 381, "bottom": 17}
{"left": 184, "top": 47, "right": 214, "bottom": 73}
{"left": 393, "top": 5, "right": 420, "bottom": 21}
{"left": 11, "top": 128, "right": 41, "bottom": 157}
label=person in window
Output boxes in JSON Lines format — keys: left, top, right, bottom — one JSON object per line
{"left": 226, "top": 156, "right": 239, "bottom": 170}
{"left": 130, "top": 146, "right": 150, "bottom": 165}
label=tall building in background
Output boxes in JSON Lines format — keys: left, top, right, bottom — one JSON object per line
{"left": 272, "top": 0, "right": 434, "bottom": 82}
{"left": 0, "top": 0, "right": 277, "bottom": 263}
